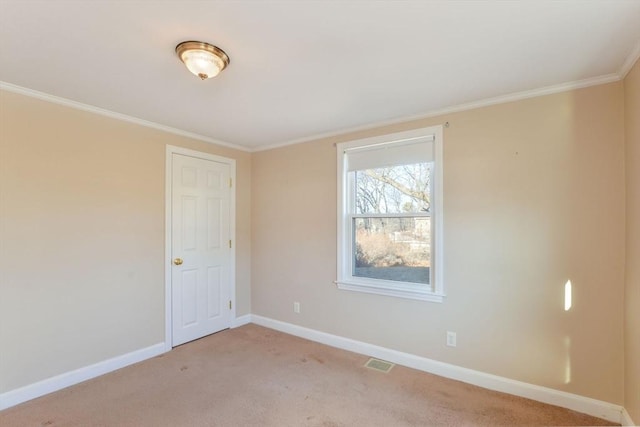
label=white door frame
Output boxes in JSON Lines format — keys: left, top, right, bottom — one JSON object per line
{"left": 165, "top": 145, "right": 236, "bottom": 350}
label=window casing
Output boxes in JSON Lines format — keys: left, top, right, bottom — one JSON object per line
{"left": 336, "top": 126, "right": 444, "bottom": 302}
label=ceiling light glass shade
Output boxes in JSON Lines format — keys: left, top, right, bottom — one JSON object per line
{"left": 176, "top": 41, "right": 230, "bottom": 80}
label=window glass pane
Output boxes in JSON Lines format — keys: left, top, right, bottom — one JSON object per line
{"left": 353, "top": 217, "right": 430, "bottom": 285}
{"left": 355, "top": 163, "right": 431, "bottom": 214}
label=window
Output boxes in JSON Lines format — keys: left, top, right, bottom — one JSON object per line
{"left": 336, "top": 126, "right": 444, "bottom": 302}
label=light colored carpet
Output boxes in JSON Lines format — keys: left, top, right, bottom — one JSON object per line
{"left": 0, "top": 324, "right": 617, "bottom": 426}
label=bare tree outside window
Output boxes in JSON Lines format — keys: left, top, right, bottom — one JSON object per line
{"left": 353, "top": 163, "right": 431, "bottom": 285}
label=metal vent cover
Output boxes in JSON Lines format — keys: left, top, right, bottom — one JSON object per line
{"left": 364, "top": 358, "right": 395, "bottom": 373}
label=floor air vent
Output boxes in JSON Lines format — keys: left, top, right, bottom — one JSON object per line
{"left": 364, "top": 358, "right": 395, "bottom": 373}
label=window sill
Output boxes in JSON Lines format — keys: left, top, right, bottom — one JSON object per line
{"left": 335, "top": 280, "right": 445, "bottom": 302}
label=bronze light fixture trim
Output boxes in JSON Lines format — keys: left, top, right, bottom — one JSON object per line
{"left": 176, "top": 41, "right": 230, "bottom": 80}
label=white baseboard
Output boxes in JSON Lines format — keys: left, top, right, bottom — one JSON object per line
{"left": 0, "top": 342, "right": 166, "bottom": 411}
{"left": 231, "top": 314, "right": 252, "bottom": 328}
{"left": 1, "top": 316, "right": 630, "bottom": 425}
{"left": 1, "top": 315, "right": 249, "bottom": 411}
{"left": 251, "top": 315, "right": 625, "bottom": 424}
{"left": 622, "top": 408, "right": 637, "bottom": 426}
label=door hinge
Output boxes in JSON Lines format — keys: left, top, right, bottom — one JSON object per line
{"left": 229, "top": 178, "right": 232, "bottom": 188}
{"left": 229, "top": 300, "right": 232, "bottom": 309}
{"left": 229, "top": 239, "right": 232, "bottom": 248}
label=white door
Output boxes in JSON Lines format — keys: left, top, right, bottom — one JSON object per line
{"left": 171, "top": 153, "right": 231, "bottom": 346}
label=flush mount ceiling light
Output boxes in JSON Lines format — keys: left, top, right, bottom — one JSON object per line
{"left": 175, "top": 41, "right": 230, "bottom": 80}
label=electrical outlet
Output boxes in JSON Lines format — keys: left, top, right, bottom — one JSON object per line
{"left": 293, "top": 302, "right": 300, "bottom": 314}
{"left": 446, "top": 331, "right": 457, "bottom": 347}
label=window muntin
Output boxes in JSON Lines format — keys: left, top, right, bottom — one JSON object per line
{"left": 352, "top": 162, "right": 432, "bottom": 286}
{"left": 337, "top": 126, "right": 443, "bottom": 302}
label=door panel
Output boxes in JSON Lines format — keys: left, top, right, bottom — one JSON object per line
{"left": 207, "top": 266, "right": 222, "bottom": 318}
{"left": 172, "top": 153, "right": 231, "bottom": 346}
{"left": 182, "top": 196, "right": 197, "bottom": 250}
{"left": 207, "top": 198, "right": 222, "bottom": 249}
{"left": 181, "top": 269, "right": 198, "bottom": 326}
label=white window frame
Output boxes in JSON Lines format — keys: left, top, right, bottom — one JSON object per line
{"left": 336, "top": 125, "right": 444, "bottom": 302}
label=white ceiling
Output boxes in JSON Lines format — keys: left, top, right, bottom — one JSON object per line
{"left": 1, "top": 1, "right": 639, "bottom": 151}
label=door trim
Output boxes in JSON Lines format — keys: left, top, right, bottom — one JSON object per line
{"left": 165, "top": 145, "right": 236, "bottom": 350}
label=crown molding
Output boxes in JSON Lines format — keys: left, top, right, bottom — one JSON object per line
{"left": 2, "top": 65, "right": 628, "bottom": 155}
{"left": 0, "top": 82, "right": 251, "bottom": 153}
{"left": 619, "top": 39, "right": 640, "bottom": 79}
{"left": 253, "top": 73, "right": 621, "bottom": 152}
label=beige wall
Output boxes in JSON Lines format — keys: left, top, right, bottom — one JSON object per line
{"left": 0, "top": 90, "right": 251, "bottom": 393}
{"left": 624, "top": 58, "right": 640, "bottom": 423}
{"left": 252, "top": 82, "right": 626, "bottom": 403}
{"left": 0, "top": 75, "right": 632, "bottom": 409}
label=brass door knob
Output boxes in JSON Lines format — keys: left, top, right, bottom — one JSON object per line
{"left": 173, "top": 258, "right": 183, "bottom": 266}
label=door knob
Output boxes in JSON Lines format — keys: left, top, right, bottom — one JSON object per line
{"left": 173, "top": 258, "right": 183, "bottom": 266}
